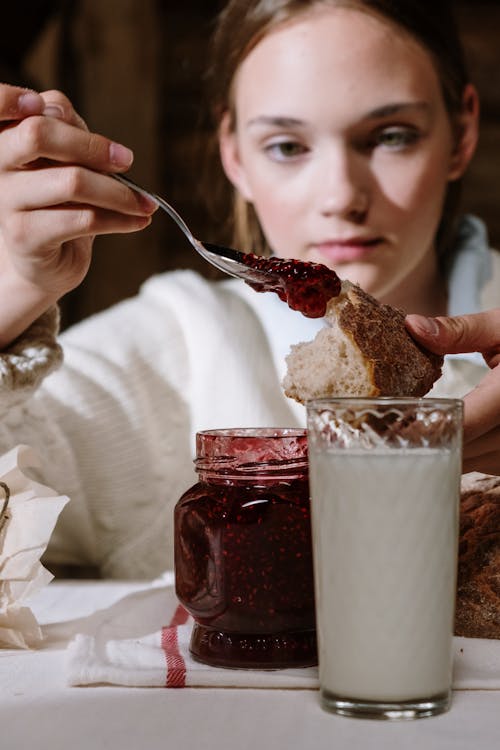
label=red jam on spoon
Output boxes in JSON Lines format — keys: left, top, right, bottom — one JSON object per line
{"left": 241, "top": 254, "right": 342, "bottom": 318}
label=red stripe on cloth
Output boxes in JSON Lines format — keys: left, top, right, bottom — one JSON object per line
{"left": 161, "top": 603, "right": 190, "bottom": 687}
{"left": 171, "top": 604, "right": 190, "bottom": 627}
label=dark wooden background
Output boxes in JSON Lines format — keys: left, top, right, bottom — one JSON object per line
{"left": 2, "top": 0, "right": 499, "bottom": 329}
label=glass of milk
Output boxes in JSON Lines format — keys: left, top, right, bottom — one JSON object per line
{"left": 306, "top": 397, "right": 463, "bottom": 720}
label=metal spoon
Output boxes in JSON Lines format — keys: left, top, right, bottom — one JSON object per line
{"left": 113, "top": 173, "right": 271, "bottom": 283}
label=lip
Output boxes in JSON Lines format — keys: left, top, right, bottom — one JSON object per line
{"left": 313, "top": 237, "right": 382, "bottom": 263}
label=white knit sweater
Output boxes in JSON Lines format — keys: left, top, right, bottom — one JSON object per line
{"left": 0, "top": 227, "right": 498, "bottom": 579}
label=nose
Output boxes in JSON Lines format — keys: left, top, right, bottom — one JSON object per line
{"left": 317, "top": 146, "right": 369, "bottom": 222}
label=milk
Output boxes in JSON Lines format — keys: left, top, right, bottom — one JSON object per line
{"left": 309, "top": 448, "right": 460, "bottom": 703}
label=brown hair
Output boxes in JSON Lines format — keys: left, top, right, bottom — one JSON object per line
{"left": 204, "top": 0, "right": 470, "bottom": 265}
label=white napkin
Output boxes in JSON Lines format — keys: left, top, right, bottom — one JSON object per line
{"left": 66, "top": 573, "right": 500, "bottom": 689}
{"left": 0, "top": 444, "right": 69, "bottom": 648}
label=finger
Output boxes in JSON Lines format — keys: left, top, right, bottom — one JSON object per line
{"left": 462, "top": 366, "right": 500, "bottom": 442}
{"left": 4, "top": 206, "right": 152, "bottom": 249}
{"left": 405, "top": 310, "right": 500, "bottom": 356}
{"left": 40, "top": 89, "right": 89, "bottom": 131}
{"left": 0, "top": 114, "right": 134, "bottom": 172}
{"left": 4, "top": 166, "right": 157, "bottom": 216}
{"left": 463, "top": 423, "right": 500, "bottom": 458}
{"left": 0, "top": 84, "right": 44, "bottom": 120}
{"left": 462, "top": 449, "right": 500, "bottom": 476}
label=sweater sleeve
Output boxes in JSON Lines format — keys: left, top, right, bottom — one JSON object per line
{"left": 0, "top": 275, "right": 197, "bottom": 579}
{"left": 0, "top": 306, "right": 63, "bottom": 410}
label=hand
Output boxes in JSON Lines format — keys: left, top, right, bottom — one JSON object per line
{"left": 0, "top": 84, "right": 157, "bottom": 346}
{"left": 406, "top": 310, "right": 500, "bottom": 475}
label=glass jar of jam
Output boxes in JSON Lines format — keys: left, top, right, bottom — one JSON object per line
{"left": 174, "top": 427, "right": 317, "bottom": 669}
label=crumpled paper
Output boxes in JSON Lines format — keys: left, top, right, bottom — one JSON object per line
{"left": 0, "top": 444, "right": 69, "bottom": 648}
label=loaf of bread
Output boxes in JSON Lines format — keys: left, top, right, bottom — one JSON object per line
{"left": 455, "top": 474, "right": 500, "bottom": 639}
{"left": 283, "top": 280, "right": 443, "bottom": 402}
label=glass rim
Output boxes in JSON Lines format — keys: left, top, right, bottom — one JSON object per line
{"left": 306, "top": 396, "right": 463, "bottom": 410}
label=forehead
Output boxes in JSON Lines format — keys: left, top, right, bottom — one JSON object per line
{"left": 233, "top": 6, "right": 443, "bottom": 121}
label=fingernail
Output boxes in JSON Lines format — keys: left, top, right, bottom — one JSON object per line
{"left": 18, "top": 91, "right": 44, "bottom": 115}
{"left": 109, "top": 142, "right": 134, "bottom": 168}
{"left": 43, "top": 104, "right": 65, "bottom": 119}
{"left": 408, "top": 314, "right": 440, "bottom": 336}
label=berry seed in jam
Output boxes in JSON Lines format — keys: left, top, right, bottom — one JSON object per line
{"left": 174, "top": 428, "right": 317, "bottom": 669}
{"left": 241, "top": 253, "right": 342, "bottom": 318}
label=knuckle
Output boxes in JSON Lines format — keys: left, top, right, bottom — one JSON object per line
{"left": 118, "top": 182, "right": 141, "bottom": 211}
{"left": 443, "top": 316, "right": 468, "bottom": 342}
{"left": 4, "top": 212, "right": 28, "bottom": 246}
{"left": 62, "top": 166, "right": 86, "bottom": 198}
{"left": 75, "top": 207, "right": 96, "bottom": 234}
{"left": 41, "top": 89, "right": 72, "bottom": 112}
{"left": 84, "top": 133, "right": 109, "bottom": 164}
{"left": 41, "top": 89, "right": 88, "bottom": 130}
{"left": 17, "top": 115, "right": 46, "bottom": 154}
{"left": 435, "top": 315, "right": 470, "bottom": 348}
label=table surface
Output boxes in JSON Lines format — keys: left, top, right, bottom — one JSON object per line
{"left": 1, "top": 581, "right": 499, "bottom": 750}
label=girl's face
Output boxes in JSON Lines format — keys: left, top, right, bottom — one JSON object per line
{"left": 220, "top": 5, "right": 477, "bottom": 308}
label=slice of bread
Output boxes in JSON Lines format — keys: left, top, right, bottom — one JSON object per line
{"left": 283, "top": 280, "right": 443, "bottom": 403}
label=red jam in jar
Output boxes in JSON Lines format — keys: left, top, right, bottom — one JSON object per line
{"left": 174, "top": 428, "right": 317, "bottom": 669}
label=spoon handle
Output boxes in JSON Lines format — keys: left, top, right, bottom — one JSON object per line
{"left": 112, "top": 173, "right": 197, "bottom": 245}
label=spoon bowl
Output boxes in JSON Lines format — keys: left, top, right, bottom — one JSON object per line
{"left": 113, "top": 173, "right": 342, "bottom": 317}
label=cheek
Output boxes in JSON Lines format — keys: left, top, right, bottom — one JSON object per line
{"left": 245, "top": 170, "right": 307, "bottom": 243}
{"left": 376, "top": 152, "right": 450, "bottom": 227}
{"left": 251, "top": 193, "right": 297, "bottom": 250}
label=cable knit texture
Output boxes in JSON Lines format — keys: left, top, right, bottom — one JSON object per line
{"left": 0, "top": 306, "right": 63, "bottom": 410}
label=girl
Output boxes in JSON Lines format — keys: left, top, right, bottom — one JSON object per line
{"left": 0, "top": 0, "right": 497, "bottom": 577}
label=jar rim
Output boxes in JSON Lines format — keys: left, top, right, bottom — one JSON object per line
{"left": 195, "top": 427, "right": 308, "bottom": 479}
{"left": 197, "top": 427, "right": 306, "bottom": 438}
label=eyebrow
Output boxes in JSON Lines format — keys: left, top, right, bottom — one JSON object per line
{"left": 246, "top": 116, "right": 305, "bottom": 129}
{"left": 246, "top": 102, "right": 431, "bottom": 130}
{"left": 363, "top": 101, "right": 431, "bottom": 119}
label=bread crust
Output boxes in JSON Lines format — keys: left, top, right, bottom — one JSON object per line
{"left": 283, "top": 281, "right": 443, "bottom": 403}
{"left": 455, "top": 475, "right": 500, "bottom": 639}
{"left": 337, "top": 284, "right": 443, "bottom": 397}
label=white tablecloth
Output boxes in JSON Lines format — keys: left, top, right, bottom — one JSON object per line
{"left": 1, "top": 581, "right": 499, "bottom": 750}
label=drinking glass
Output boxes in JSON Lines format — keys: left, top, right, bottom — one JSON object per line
{"left": 306, "top": 397, "right": 463, "bottom": 720}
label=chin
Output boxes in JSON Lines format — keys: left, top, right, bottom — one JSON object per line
{"left": 329, "top": 264, "right": 380, "bottom": 296}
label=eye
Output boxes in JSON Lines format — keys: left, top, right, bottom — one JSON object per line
{"left": 263, "top": 139, "right": 309, "bottom": 162}
{"left": 374, "top": 127, "right": 421, "bottom": 150}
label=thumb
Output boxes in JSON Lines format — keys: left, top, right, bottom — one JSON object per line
{"left": 405, "top": 310, "right": 500, "bottom": 356}
{"left": 0, "top": 83, "right": 44, "bottom": 121}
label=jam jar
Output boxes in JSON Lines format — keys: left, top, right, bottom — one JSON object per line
{"left": 174, "top": 428, "right": 317, "bottom": 669}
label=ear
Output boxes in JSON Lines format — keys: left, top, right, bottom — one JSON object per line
{"left": 218, "top": 111, "right": 254, "bottom": 202}
{"left": 448, "top": 83, "right": 480, "bottom": 181}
